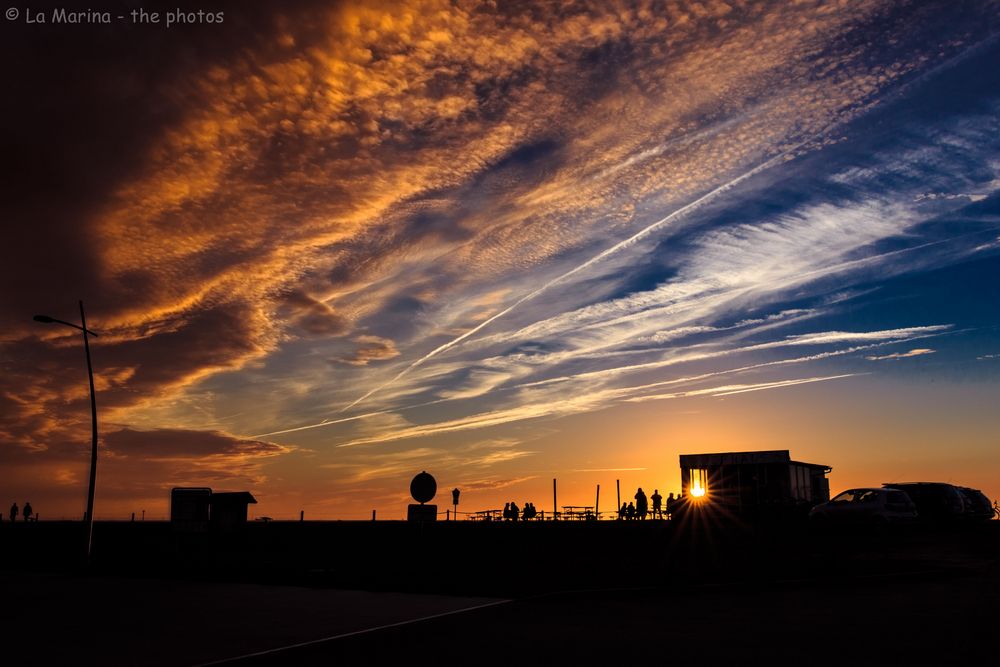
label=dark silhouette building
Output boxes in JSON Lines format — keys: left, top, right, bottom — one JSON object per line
{"left": 170, "top": 487, "right": 211, "bottom": 532}
{"left": 210, "top": 492, "right": 258, "bottom": 531}
{"left": 170, "top": 487, "right": 257, "bottom": 532}
{"left": 679, "top": 450, "right": 831, "bottom": 518}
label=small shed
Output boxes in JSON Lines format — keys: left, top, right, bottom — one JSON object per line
{"left": 209, "top": 491, "right": 258, "bottom": 531}
{"left": 170, "top": 487, "right": 257, "bottom": 532}
{"left": 679, "top": 450, "right": 831, "bottom": 517}
{"left": 170, "top": 487, "right": 212, "bottom": 532}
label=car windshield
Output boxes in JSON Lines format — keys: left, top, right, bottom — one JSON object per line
{"left": 832, "top": 489, "right": 880, "bottom": 503}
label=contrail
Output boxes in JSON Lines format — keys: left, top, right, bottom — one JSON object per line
{"left": 338, "top": 147, "right": 799, "bottom": 413}
{"left": 250, "top": 410, "right": 390, "bottom": 438}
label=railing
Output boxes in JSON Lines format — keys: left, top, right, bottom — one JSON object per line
{"left": 444, "top": 509, "right": 677, "bottom": 521}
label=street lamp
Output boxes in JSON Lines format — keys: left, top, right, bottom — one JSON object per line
{"left": 34, "top": 301, "right": 100, "bottom": 563}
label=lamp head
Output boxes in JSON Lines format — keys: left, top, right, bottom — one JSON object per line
{"left": 33, "top": 315, "right": 55, "bottom": 324}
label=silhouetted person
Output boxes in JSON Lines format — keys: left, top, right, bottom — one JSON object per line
{"left": 618, "top": 502, "right": 627, "bottom": 520}
{"left": 22, "top": 502, "right": 32, "bottom": 522}
{"left": 524, "top": 502, "right": 536, "bottom": 520}
{"left": 666, "top": 492, "right": 676, "bottom": 519}
{"left": 510, "top": 501, "right": 520, "bottom": 522}
{"left": 651, "top": 489, "right": 663, "bottom": 519}
{"left": 635, "top": 487, "right": 648, "bottom": 520}
{"left": 9, "top": 503, "right": 17, "bottom": 522}
{"left": 503, "top": 502, "right": 511, "bottom": 521}
{"left": 626, "top": 502, "right": 636, "bottom": 520}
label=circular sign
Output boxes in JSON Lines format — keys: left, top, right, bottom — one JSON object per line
{"left": 410, "top": 471, "right": 437, "bottom": 504}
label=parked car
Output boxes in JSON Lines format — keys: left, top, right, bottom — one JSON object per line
{"left": 809, "top": 488, "right": 918, "bottom": 526}
{"left": 882, "top": 482, "right": 965, "bottom": 522}
{"left": 957, "top": 486, "right": 994, "bottom": 521}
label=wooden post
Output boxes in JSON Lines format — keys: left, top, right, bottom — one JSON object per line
{"left": 553, "top": 478, "right": 557, "bottom": 521}
{"left": 372, "top": 509, "right": 376, "bottom": 521}
{"left": 130, "top": 512, "right": 134, "bottom": 522}
{"left": 616, "top": 479, "right": 621, "bottom": 518}
{"left": 300, "top": 510, "right": 304, "bottom": 522}
{"left": 446, "top": 509, "right": 450, "bottom": 521}
{"left": 595, "top": 484, "right": 600, "bottom": 520}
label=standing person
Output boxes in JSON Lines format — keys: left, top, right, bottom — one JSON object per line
{"left": 510, "top": 501, "right": 520, "bottom": 522}
{"left": 503, "top": 502, "right": 511, "bottom": 521}
{"left": 666, "top": 492, "right": 676, "bottom": 519}
{"left": 9, "top": 503, "right": 17, "bottom": 523}
{"left": 651, "top": 489, "right": 663, "bottom": 519}
{"left": 22, "top": 502, "right": 32, "bottom": 522}
{"left": 635, "top": 487, "right": 648, "bottom": 520}
{"left": 618, "top": 502, "right": 627, "bottom": 520}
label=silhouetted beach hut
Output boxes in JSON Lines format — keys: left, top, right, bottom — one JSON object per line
{"left": 679, "top": 450, "right": 830, "bottom": 518}
{"left": 210, "top": 492, "right": 257, "bottom": 531}
{"left": 170, "top": 487, "right": 257, "bottom": 532}
{"left": 170, "top": 487, "right": 212, "bottom": 532}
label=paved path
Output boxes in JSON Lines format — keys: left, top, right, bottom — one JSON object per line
{"left": 0, "top": 572, "right": 504, "bottom": 666}
{"left": 219, "top": 565, "right": 1000, "bottom": 665}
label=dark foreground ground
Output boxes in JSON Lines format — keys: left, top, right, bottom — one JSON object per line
{"left": 1, "top": 519, "right": 997, "bottom": 665}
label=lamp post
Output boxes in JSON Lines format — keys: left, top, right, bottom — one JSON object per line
{"left": 34, "top": 301, "right": 99, "bottom": 563}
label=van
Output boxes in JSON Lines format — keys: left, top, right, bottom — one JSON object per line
{"left": 881, "top": 482, "right": 965, "bottom": 522}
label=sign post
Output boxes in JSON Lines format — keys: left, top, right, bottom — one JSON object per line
{"left": 407, "top": 471, "right": 438, "bottom": 522}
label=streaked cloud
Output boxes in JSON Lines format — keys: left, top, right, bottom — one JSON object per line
{"left": 865, "top": 348, "right": 936, "bottom": 361}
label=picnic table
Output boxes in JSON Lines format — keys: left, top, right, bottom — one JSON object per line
{"left": 561, "top": 505, "right": 596, "bottom": 520}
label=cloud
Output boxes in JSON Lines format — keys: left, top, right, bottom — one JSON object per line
{"left": 281, "top": 291, "right": 350, "bottom": 337}
{"left": 783, "top": 330, "right": 947, "bottom": 346}
{"left": 103, "top": 427, "right": 291, "bottom": 460}
{"left": 234, "top": 317, "right": 956, "bottom": 444}
{"left": 454, "top": 477, "right": 537, "bottom": 492}
{"left": 98, "top": 427, "right": 294, "bottom": 493}
{"left": 865, "top": 348, "right": 936, "bottom": 361}
{"left": 335, "top": 371, "right": 860, "bottom": 448}
{"left": 332, "top": 335, "right": 401, "bottom": 366}
{"left": 624, "top": 374, "right": 859, "bottom": 402}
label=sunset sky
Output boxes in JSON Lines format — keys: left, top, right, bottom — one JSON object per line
{"left": 2, "top": 0, "right": 999, "bottom": 520}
